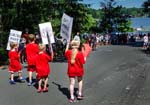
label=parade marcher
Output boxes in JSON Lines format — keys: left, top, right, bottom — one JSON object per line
{"left": 22, "top": 28, "right": 29, "bottom": 43}
{"left": 82, "top": 37, "right": 92, "bottom": 61}
{"left": 99, "top": 34, "right": 104, "bottom": 45}
{"left": 73, "top": 32, "right": 80, "bottom": 44}
{"left": 18, "top": 36, "right": 26, "bottom": 64}
{"left": 8, "top": 42, "right": 25, "bottom": 84}
{"left": 35, "top": 44, "right": 53, "bottom": 93}
{"left": 65, "top": 40, "right": 85, "bottom": 103}
{"left": 143, "top": 34, "right": 148, "bottom": 50}
{"left": 91, "top": 33, "right": 97, "bottom": 51}
{"left": 55, "top": 36, "right": 64, "bottom": 57}
{"left": 96, "top": 34, "right": 100, "bottom": 46}
{"left": 26, "top": 34, "right": 39, "bottom": 86}
{"left": 105, "top": 33, "right": 110, "bottom": 45}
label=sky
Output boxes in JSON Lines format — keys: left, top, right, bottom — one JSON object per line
{"left": 82, "top": 0, "right": 148, "bottom": 9}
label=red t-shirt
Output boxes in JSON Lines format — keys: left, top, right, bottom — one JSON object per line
{"left": 65, "top": 50, "right": 85, "bottom": 77}
{"left": 8, "top": 50, "right": 22, "bottom": 72}
{"left": 26, "top": 42, "right": 39, "bottom": 65}
{"left": 35, "top": 52, "right": 52, "bottom": 77}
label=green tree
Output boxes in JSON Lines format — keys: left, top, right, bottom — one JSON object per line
{"left": 142, "top": 0, "right": 150, "bottom": 17}
{"left": 83, "top": 14, "right": 96, "bottom": 33}
{"left": 99, "top": 0, "right": 133, "bottom": 33}
{"left": 62, "top": 0, "right": 90, "bottom": 33}
{"left": 0, "top": 0, "right": 17, "bottom": 48}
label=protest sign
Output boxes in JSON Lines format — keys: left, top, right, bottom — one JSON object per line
{"left": 6, "top": 29, "right": 22, "bottom": 50}
{"left": 60, "top": 13, "right": 73, "bottom": 42}
{"left": 39, "top": 22, "right": 55, "bottom": 44}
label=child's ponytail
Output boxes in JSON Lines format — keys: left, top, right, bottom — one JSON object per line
{"left": 71, "top": 49, "right": 77, "bottom": 64}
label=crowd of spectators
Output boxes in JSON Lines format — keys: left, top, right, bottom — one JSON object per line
{"left": 18, "top": 29, "right": 150, "bottom": 63}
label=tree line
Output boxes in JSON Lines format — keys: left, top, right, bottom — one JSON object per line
{"left": 88, "top": 7, "right": 147, "bottom": 19}
{"left": 0, "top": 0, "right": 150, "bottom": 65}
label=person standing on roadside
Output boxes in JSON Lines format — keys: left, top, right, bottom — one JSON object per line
{"left": 143, "top": 34, "right": 148, "bottom": 50}
{"left": 73, "top": 32, "right": 80, "bottom": 44}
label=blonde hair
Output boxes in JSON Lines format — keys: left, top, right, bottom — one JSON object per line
{"left": 70, "top": 40, "right": 80, "bottom": 64}
{"left": 10, "top": 42, "right": 17, "bottom": 49}
{"left": 71, "top": 49, "right": 78, "bottom": 64}
{"left": 71, "top": 40, "right": 80, "bottom": 48}
{"left": 38, "top": 44, "right": 46, "bottom": 51}
{"left": 28, "top": 34, "right": 35, "bottom": 42}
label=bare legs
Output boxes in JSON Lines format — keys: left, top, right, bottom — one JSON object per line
{"left": 28, "top": 71, "right": 32, "bottom": 83}
{"left": 69, "top": 77, "right": 83, "bottom": 99}
{"left": 9, "top": 71, "right": 24, "bottom": 84}
{"left": 77, "top": 77, "right": 83, "bottom": 96}
{"left": 44, "top": 78, "right": 48, "bottom": 90}
{"left": 37, "top": 77, "right": 49, "bottom": 93}
{"left": 38, "top": 79, "right": 42, "bottom": 90}
{"left": 10, "top": 72, "right": 23, "bottom": 81}
{"left": 69, "top": 77, "right": 75, "bottom": 99}
{"left": 10, "top": 73, "right": 14, "bottom": 81}
{"left": 18, "top": 72, "right": 23, "bottom": 79}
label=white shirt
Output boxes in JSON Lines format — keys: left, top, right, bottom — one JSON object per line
{"left": 143, "top": 35, "right": 148, "bottom": 43}
{"left": 73, "top": 35, "right": 80, "bottom": 43}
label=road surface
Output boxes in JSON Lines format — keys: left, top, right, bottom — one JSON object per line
{"left": 0, "top": 45, "right": 150, "bottom": 105}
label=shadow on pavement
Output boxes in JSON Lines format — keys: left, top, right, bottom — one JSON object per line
{"left": 52, "top": 82, "right": 78, "bottom": 99}
{"left": 52, "top": 82, "right": 70, "bottom": 99}
{"left": 12, "top": 76, "right": 26, "bottom": 83}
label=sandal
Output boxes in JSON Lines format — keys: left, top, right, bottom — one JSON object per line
{"left": 69, "top": 98, "right": 76, "bottom": 103}
{"left": 43, "top": 88, "right": 48, "bottom": 92}
{"left": 37, "top": 88, "right": 43, "bottom": 93}
{"left": 77, "top": 95, "right": 84, "bottom": 100}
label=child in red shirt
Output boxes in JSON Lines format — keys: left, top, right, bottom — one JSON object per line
{"left": 65, "top": 40, "right": 85, "bottom": 103}
{"left": 26, "top": 34, "right": 39, "bottom": 86}
{"left": 35, "top": 44, "right": 53, "bottom": 93}
{"left": 8, "top": 42, "right": 24, "bottom": 84}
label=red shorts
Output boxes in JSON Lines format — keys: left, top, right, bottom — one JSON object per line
{"left": 37, "top": 75, "right": 48, "bottom": 80}
{"left": 69, "top": 76, "right": 83, "bottom": 78}
{"left": 27, "top": 65, "right": 36, "bottom": 72}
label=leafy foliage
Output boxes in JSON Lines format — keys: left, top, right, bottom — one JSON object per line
{"left": 0, "top": 48, "right": 8, "bottom": 66}
{"left": 98, "top": 0, "right": 133, "bottom": 33}
{"left": 142, "top": 0, "right": 150, "bottom": 17}
{"left": 0, "top": 0, "right": 96, "bottom": 35}
{"left": 0, "top": 0, "right": 97, "bottom": 63}
{"left": 0, "top": 0, "right": 147, "bottom": 64}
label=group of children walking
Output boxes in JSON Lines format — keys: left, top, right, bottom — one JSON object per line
{"left": 8, "top": 34, "right": 52, "bottom": 92}
{"left": 8, "top": 33, "right": 91, "bottom": 102}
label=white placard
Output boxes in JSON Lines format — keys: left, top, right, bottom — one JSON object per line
{"left": 39, "top": 22, "right": 55, "bottom": 44}
{"left": 6, "top": 29, "right": 22, "bottom": 50}
{"left": 60, "top": 13, "right": 73, "bottom": 42}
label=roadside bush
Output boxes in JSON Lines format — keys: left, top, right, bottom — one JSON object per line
{"left": 0, "top": 48, "right": 8, "bottom": 66}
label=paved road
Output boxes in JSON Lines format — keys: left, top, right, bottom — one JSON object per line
{"left": 0, "top": 45, "right": 150, "bottom": 105}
